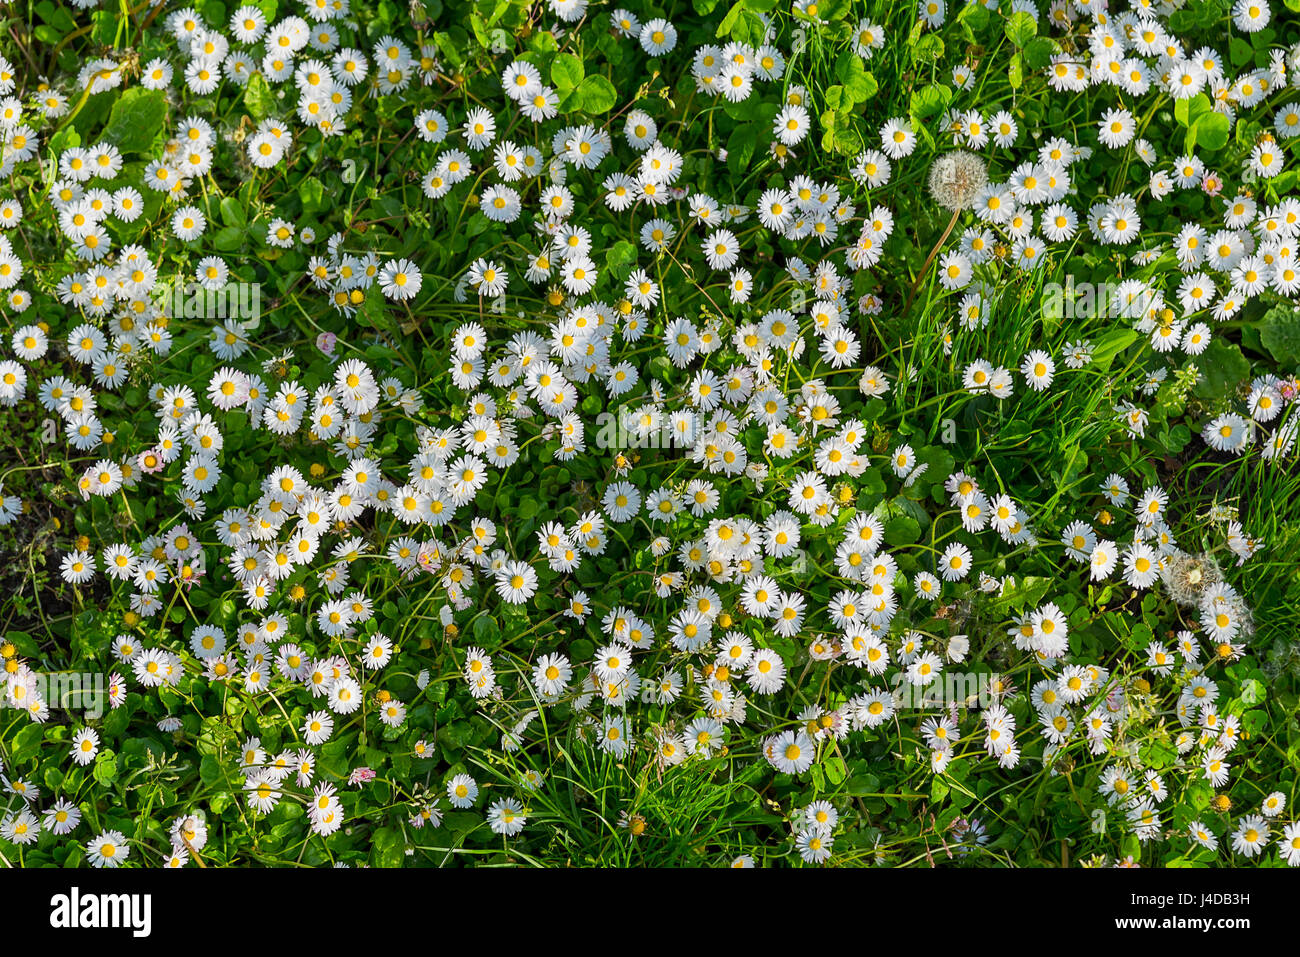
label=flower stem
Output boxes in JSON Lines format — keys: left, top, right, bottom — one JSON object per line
{"left": 903, "top": 206, "right": 963, "bottom": 317}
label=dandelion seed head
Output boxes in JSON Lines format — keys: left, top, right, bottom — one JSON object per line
{"left": 928, "top": 150, "right": 988, "bottom": 212}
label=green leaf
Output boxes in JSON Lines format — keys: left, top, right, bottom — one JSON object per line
{"left": 48, "top": 126, "right": 81, "bottom": 155}
{"left": 1258, "top": 304, "right": 1300, "bottom": 364}
{"left": 4, "top": 629, "right": 37, "bottom": 657}
{"left": 101, "top": 88, "right": 167, "bottom": 154}
{"left": 835, "top": 52, "right": 877, "bottom": 104}
{"left": 845, "top": 772, "right": 880, "bottom": 796}
{"left": 1004, "top": 11, "right": 1037, "bottom": 46}
{"left": 727, "top": 123, "right": 759, "bottom": 175}
{"left": 910, "top": 84, "right": 952, "bottom": 121}
{"left": 433, "top": 31, "right": 465, "bottom": 68}
{"left": 1022, "top": 37, "right": 1059, "bottom": 69}
{"left": 1239, "top": 678, "right": 1265, "bottom": 706}
{"left": 213, "top": 226, "right": 244, "bottom": 252}
{"left": 551, "top": 52, "right": 583, "bottom": 91}
{"left": 35, "top": 0, "right": 77, "bottom": 32}
{"left": 1175, "top": 93, "right": 1214, "bottom": 135}
{"left": 299, "top": 176, "right": 326, "bottom": 216}
{"left": 987, "top": 576, "right": 1053, "bottom": 616}
{"left": 1192, "top": 340, "right": 1249, "bottom": 399}
{"left": 931, "top": 776, "right": 949, "bottom": 802}
{"left": 956, "top": 2, "right": 990, "bottom": 33}
{"left": 577, "top": 74, "right": 617, "bottom": 113}
{"left": 1190, "top": 111, "right": 1229, "bottom": 152}
{"left": 91, "top": 7, "right": 119, "bottom": 45}
{"left": 92, "top": 750, "right": 118, "bottom": 786}
{"left": 719, "top": 6, "right": 766, "bottom": 46}
{"left": 371, "top": 826, "right": 406, "bottom": 867}
{"left": 605, "top": 239, "right": 637, "bottom": 274}
{"left": 739, "top": 11, "right": 768, "bottom": 45}
{"left": 884, "top": 515, "right": 920, "bottom": 545}
{"left": 833, "top": 126, "right": 864, "bottom": 156}
{"left": 716, "top": 0, "right": 744, "bottom": 38}
{"left": 1229, "top": 37, "right": 1253, "bottom": 67}
{"left": 359, "top": 283, "right": 392, "bottom": 331}
{"left": 1137, "top": 740, "right": 1175, "bottom": 772}
{"left": 1090, "top": 329, "right": 1138, "bottom": 369}
{"left": 200, "top": 753, "right": 223, "bottom": 785}
{"left": 219, "top": 197, "right": 247, "bottom": 228}
{"left": 825, "top": 755, "right": 847, "bottom": 785}
{"left": 857, "top": 70, "right": 878, "bottom": 102}
{"left": 911, "top": 32, "right": 944, "bottom": 65}
{"left": 244, "top": 72, "right": 275, "bottom": 121}
{"left": 1174, "top": 93, "right": 1211, "bottom": 128}
{"left": 11, "top": 724, "right": 44, "bottom": 763}
{"left": 469, "top": 11, "right": 490, "bottom": 48}
{"left": 473, "top": 614, "right": 499, "bottom": 644}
